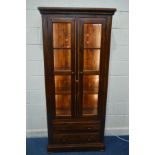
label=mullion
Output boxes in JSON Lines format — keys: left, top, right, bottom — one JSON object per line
{"left": 53, "top": 48, "right": 71, "bottom": 50}
{"left": 84, "top": 48, "right": 101, "bottom": 50}
{"left": 54, "top": 71, "right": 71, "bottom": 75}
{"left": 83, "top": 71, "right": 100, "bottom": 75}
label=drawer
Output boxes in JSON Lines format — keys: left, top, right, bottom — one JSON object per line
{"left": 53, "top": 122, "right": 100, "bottom": 133}
{"left": 53, "top": 132, "right": 100, "bottom": 144}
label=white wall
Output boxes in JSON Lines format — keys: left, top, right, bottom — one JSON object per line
{"left": 26, "top": 0, "right": 129, "bottom": 137}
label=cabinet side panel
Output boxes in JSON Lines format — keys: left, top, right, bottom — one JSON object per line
{"left": 100, "top": 16, "right": 113, "bottom": 140}
{"left": 41, "top": 15, "right": 54, "bottom": 143}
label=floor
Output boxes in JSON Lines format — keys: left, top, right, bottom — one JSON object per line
{"left": 26, "top": 136, "right": 129, "bottom": 155}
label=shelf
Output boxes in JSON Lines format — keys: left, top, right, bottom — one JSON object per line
{"left": 52, "top": 47, "right": 71, "bottom": 50}
{"left": 54, "top": 70, "right": 72, "bottom": 75}
{"left": 83, "top": 48, "right": 100, "bottom": 50}
{"left": 83, "top": 70, "right": 100, "bottom": 75}
{"left": 55, "top": 91, "right": 98, "bottom": 94}
{"left": 56, "top": 109, "right": 71, "bottom": 116}
{"left": 83, "top": 90, "right": 98, "bottom": 94}
{"left": 55, "top": 91, "right": 71, "bottom": 95}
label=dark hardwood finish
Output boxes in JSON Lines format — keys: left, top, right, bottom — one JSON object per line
{"left": 48, "top": 143, "right": 105, "bottom": 152}
{"left": 38, "top": 7, "right": 116, "bottom": 152}
{"left": 52, "top": 121, "right": 100, "bottom": 133}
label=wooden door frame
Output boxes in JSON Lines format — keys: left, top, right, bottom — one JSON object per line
{"left": 46, "top": 17, "right": 76, "bottom": 119}
{"left": 78, "top": 18, "right": 107, "bottom": 120}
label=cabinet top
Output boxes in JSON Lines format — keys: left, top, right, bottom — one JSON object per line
{"left": 38, "top": 7, "right": 116, "bottom": 15}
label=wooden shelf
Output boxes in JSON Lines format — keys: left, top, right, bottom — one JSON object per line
{"left": 55, "top": 91, "right": 71, "bottom": 95}
{"left": 83, "top": 70, "right": 100, "bottom": 75}
{"left": 56, "top": 109, "right": 71, "bottom": 116}
{"left": 83, "top": 48, "right": 100, "bottom": 50}
{"left": 83, "top": 90, "right": 98, "bottom": 94}
{"left": 52, "top": 47, "right": 71, "bottom": 50}
{"left": 54, "top": 70, "right": 72, "bottom": 75}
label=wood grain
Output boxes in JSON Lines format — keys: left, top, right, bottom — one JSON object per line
{"left": 53, "top": 23, "right": 71, "bottom": 48}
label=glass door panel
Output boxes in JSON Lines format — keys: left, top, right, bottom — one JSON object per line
{"left": 84, "top": 49, "right": 100, "bottom": 71}
{"left": 84, "top": 24, "right": 102, "bottom": 48}
{"left": 55, "top": 95, "right": 71, "bottom": 116}
{"left": 55, "top": 75, "right": 71, "bottom": 94}
{"left": 51, "top": 20, "right": 75, "bottom": 118}
{"left": 54, "top": 49, "right": 71, "bottom": 70}
{"left": 54, "top": 75, "right": 72, "bottom": 117}
{"left": 83, "top": 75, "right": 99, "bottom": 116}
{"left": 83, "top": 94, "right": 98, "bottom": 116}
{"left": 79, "top": 19, "right": 104, "bottom": 117}
{"left": 53, "top": 23, "right": 71, "bottom": 48}
{"left": 83, "top": 75, "right": 99, "bottom": 93}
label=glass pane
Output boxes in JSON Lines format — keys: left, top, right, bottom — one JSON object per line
{"left": 54, "top": 49, "right": 71, "bottom": 70}
{"left": 83, "top": 94, "right": 98, "bottom": 116}
{"left": 55, "top": 76, "right": 71, "bottom": 94}
{"left": 84, "top": 24, "right": 102, "bottom": 48}
{"left": 84, "top": 49, "right": 100, "bottom": 70}
{"left": 83, "top": 75, "right": 99, "bottom": 93}
{"left": 55, "top": 95, "right": 71, "bottom": 116}
{"left": 53, "top": 23, "right": 71, "bottom": 48}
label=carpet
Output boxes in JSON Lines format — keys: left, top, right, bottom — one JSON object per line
{"left": 26, "top": 136, "right": 129, "bottom": 155}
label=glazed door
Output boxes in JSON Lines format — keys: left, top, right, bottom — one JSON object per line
{"left": 78, "top": 18, "right": 107, "bottom": 118}
{"left": 47, "top": 18, "right": 76, "bottom": 118}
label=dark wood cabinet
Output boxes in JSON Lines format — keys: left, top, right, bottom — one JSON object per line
{"left": 38, "top": 7, "right": 116, "bottom": 152}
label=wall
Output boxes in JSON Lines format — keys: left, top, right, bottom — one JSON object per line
{"left": 26, "top": 0, "right": 129, "bottom": 137}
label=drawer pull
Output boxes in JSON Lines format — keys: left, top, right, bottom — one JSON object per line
{"left": 88, "top": 127, "right": 92, "bottom": 130}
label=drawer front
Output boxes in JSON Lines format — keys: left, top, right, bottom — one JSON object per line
{"left": 53, "top": 122, "right": 100, "bottom": 133}
{"left": 53, "top": 132, "right": 100, "bottom": 144}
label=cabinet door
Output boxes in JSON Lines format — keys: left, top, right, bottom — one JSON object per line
{"left": 47, "top": 18, "right": 76, "bottom": 118}
{"left": 78, "top": 18, "right": 107, "bottom": 118}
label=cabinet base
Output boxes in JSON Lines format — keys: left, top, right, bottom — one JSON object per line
{"left": 47, "top": 143, "right": 105, "bottom": 152}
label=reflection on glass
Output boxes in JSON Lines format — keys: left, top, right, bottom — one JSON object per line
{"left": 54, "top": 49, "right": 71, "bottom": 70}
{"left": 83, "top": 75, "right": 99, "bottom": 93}
{"left": 53, "top": 23, "right": 71, "bottom": 48}
{"left": 84, "top": 49, "right": 100, "bottom": 70}
{"left": 55, "top": 95, "right": 71, "bottom": 116}
{"left": 84, "top": 24, "right": 102, "bottom": 48}
{"left": 55, "top": 76, "right": 71, "bottom": 93}
{"left": 83, "top": 94, "right": 98, "bottom": 115}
